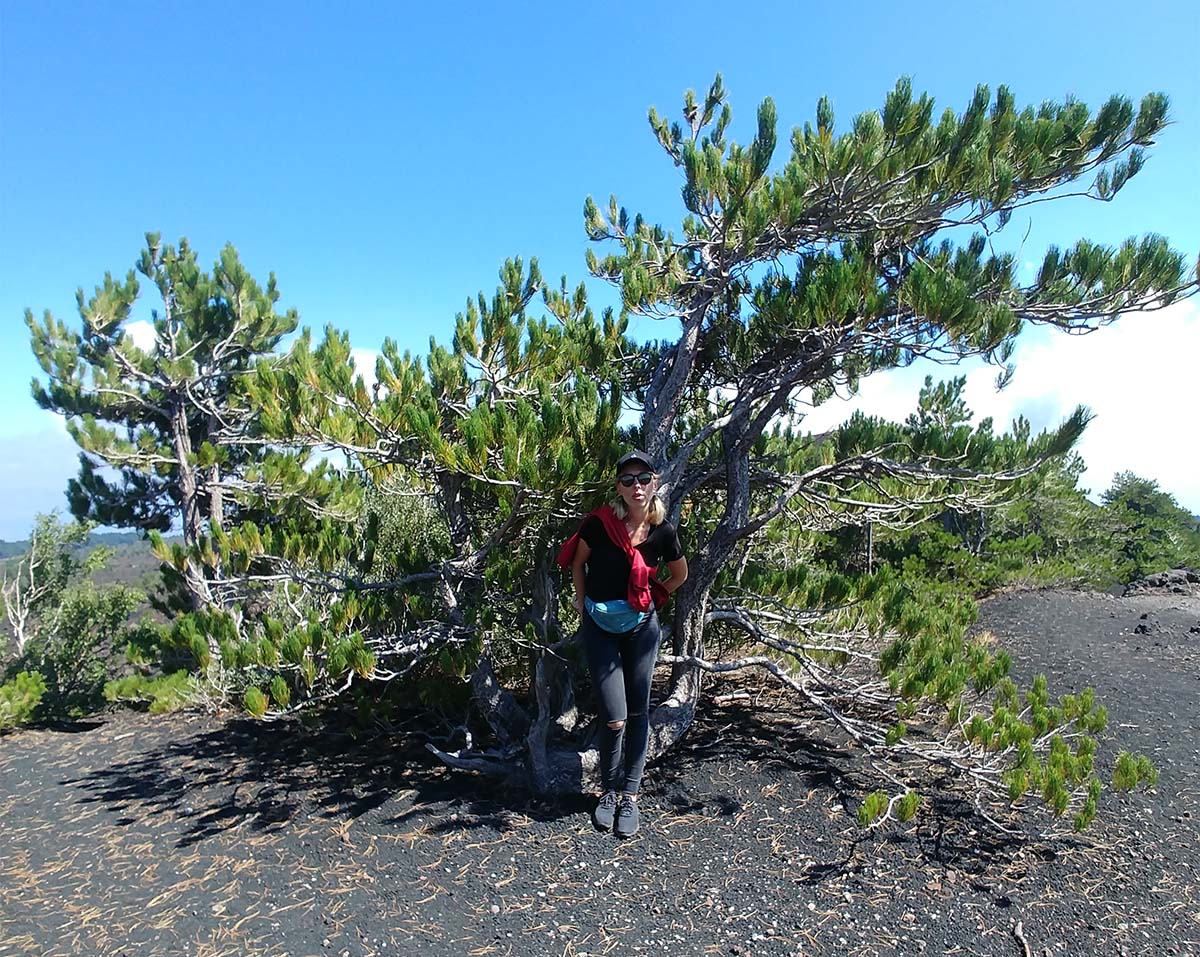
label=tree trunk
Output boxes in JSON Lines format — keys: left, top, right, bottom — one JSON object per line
{"left": 209, "top": 463, "right": 223, "bottom": 532}
{"left": 528, "top": 644, "right": 595, "bottom": 793}
{"left": 460, "top": 648, "right": 599, "bottom": 795}
{"left": 438, "top": 472, "right": 471, "bottom": 548}
{"left": 169, "top": 400, "right": 216, "bottom": 619}
{"left": 642, "top": 292, "right": 718, "bottom": 465}
{"left": 464, "top": 550, "right": 722, "bottom": 795}
{"left": 470, "top": 657, "right": 531, "bottom": 744}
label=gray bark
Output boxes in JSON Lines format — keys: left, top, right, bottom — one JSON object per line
{"left": 209, "top": 463, "right": 223, "bottom": 531}
{"left": 469, "top": 657, "right": 531, "bottom": 744}
{"left": 169, "top": 399, "right": 215, "bottom": 619}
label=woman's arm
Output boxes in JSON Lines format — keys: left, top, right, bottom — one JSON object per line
{"left": 661, "top": 556, "right": 688, "bottom": 595}
{"left": 571, "top": 538, "right": 591, "bottom": 614}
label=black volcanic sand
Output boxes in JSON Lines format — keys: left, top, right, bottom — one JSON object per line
{"left": 2, "top": 589, "right": 1198, "bottom": 957}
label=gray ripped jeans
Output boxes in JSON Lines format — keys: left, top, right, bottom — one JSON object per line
{"left": 580, "top": 609, "right": 662, "bottom": 795}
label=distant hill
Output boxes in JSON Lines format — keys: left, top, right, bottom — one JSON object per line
{"left": 0, "top": 530, "right": 145, "bottom": 559}
{"left": 0, "top": 533, "right": 167, "bottom": 641}
{"left": 0, "top": 532, "right": 173, "bottom": 592}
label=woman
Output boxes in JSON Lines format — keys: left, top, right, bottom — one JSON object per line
{"left": 557, "top": 450, "right": 688, "bottom": 837}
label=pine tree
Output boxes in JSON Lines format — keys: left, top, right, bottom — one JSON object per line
{"left": 528, "top": 76, "right": 1190, "bottom": 825}
{"left": 191, "top": 259, "right": 631, "bottom": 725}
{"left": 27, "top": 235, "right": 352, "bottom": 625}
{"left": 560, "top": 76, "right": 1191, "bottom": 825}
{"left": 1102, "top": 471, "right": 1200, "bottom": 577}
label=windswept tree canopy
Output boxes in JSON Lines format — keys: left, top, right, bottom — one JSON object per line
{"left": 587, "top": 76, "right": 1190, "bottom": 489}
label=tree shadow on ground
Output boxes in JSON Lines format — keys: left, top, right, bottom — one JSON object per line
{"left": 61, "top": 712, "right": 578, "bottom": 848}
{"left": 62, "top": 694, "right": 1060, "bottom": 869}
{"left": 648, "top": 694, "right": 1047, "bottom": 878}
{"left": 650, "top": 701, "right": 855, "bottom": 817}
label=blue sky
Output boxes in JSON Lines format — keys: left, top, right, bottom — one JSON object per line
{"left": 1, "top": 0, "right": 1198, "bottom": 539}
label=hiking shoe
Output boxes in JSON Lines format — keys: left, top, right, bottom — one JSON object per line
{"left": 592, "top": 791, "right": 618, "bottom": 830}
{"left": 614, "top": 794, "right": 640, "bottom": 837}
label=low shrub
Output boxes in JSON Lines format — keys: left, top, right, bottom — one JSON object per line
{"left": 0, "top": 671, "right": 47, "bottom": 730}
{"left": 104, "top": 671, "right": 196, "bottom": 714}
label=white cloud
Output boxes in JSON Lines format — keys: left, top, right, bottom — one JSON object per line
{"left": 795, "top": 299, "right": 1200, "bottom": 512}
{"left": 983, "top": 299, "right": 1199, "bottom": 507}
{"left": 123, "top": 319, "right": 157, "bottom": 351}
{"left": 350, "top": 347, "right": 381, "bottom": 393}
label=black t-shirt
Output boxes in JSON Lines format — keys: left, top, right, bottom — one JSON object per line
{"left": 580, "top": 515, "right": 684, "bottom": 602}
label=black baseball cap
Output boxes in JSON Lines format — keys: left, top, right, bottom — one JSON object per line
{"left": 615, "top": 449, "right": 656, "bottom": 474}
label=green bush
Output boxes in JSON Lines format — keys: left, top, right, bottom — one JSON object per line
{"left": 104, "top": 671, "right": 195, "bottom": 714}
{"left": 29, "top": 584, "right": 143, "bottom": 717}
{"left": 243, "top": 686, "right": 269, "bottom": 718}
{"left": 0, "top": 671, "right": 48, "bottom": 730}
{"left": 1103, "top": 472, "right": 1200, "bottom": 579}
{"left": 2, "top": 515, "right": 147, "bottom": 721}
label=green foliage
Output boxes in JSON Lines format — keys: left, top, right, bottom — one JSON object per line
{"left": 31, "top": 583, "right": 144, "bottom": 717}
{"left": 856, "top": 789, "right": 921, "bottom": 827}
{"left": 896, "top": 790, "right": 922, "bottom": 822}
{"left": 198, "top": 255, "right": 634, "bottom": 713}
{"left": 0, "top": 671, "right": 47, "bottom": 730}
{"left": 2, "top": 514, "right": 144, "bottom": 720}
{"left": 808, "top": 382, "right": 1186, "bottom": 594}
{"left": 1073, "top": 778, "right": 1104, "bottom": 832}
{"left": 27, "top": 235, "right": 358, "bottom": 634}
{"left": 2, "top": 513, "right": 92, "bottom": 617}
{"left": 594, "top": 77, "right": 1189, "bottom": 403}
{"left": 243, "top": 686, "right": 269, "bottom": 718}
{"left": 693, "top": 376, "right": 1159, "bottom": 831}
{"left": 731, "top": 396, "right": 1155, "bottom": 832}
{"left": 122, "top": 250, "right": 631, "bottom": 712}
{"left": 358, "top": 480, "right": 453, "bottom": 583}
{"left": 104, "top": 670, "right": 195, "bottom": 714}
{"left": 269, "top": 675, "right": 291, "bottom": 708}
{"left": 858, "top": 790, "right": 889, "bottom": 826}
{"left": 1113, "top": 751, "right": 1158, "bottom": 791}
{"left": 1102, "top": 472, "right": 1200, "bottom": 579}
{"left": 27, "top": 236, "right": 300, "bottom": 537}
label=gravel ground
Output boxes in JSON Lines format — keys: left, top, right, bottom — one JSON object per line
{"left": 1, "top": 587, "right": 1197, "bottom": 957}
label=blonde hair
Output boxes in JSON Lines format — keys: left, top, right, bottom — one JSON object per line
{"left": 613, "top": 494, "right": 666, "bottom": 525}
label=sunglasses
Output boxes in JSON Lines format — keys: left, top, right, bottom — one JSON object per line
{"left": 618, "top": 471, "right": 654, "bottom": 487}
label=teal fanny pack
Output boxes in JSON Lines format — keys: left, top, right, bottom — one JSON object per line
{"left": 584, "top": 597, "right": 649, "bottom": 634}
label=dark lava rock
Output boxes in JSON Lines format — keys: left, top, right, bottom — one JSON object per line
{"left": 1125, "top": 567, "right": 1200, "bottom": 594}
{"left": 1134, "top": 612, "right": 1158, "bottom": 635}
